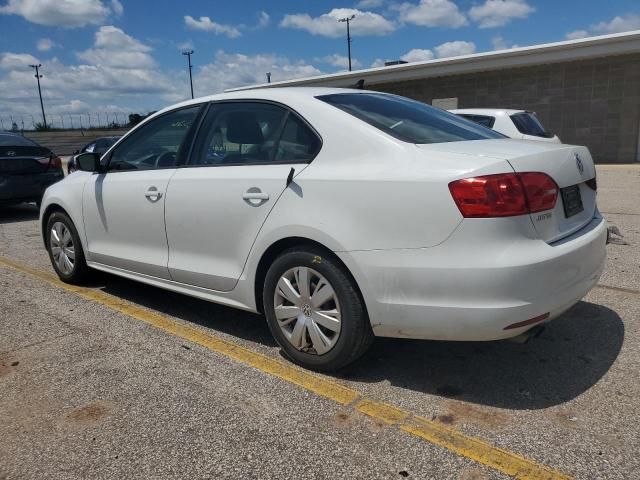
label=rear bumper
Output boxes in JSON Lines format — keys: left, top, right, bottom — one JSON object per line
{"left": 338, "top": 213, "right": 607, "bottom": 341}
{"left": 0, "top": 171, "right": 64, "bottom": 203}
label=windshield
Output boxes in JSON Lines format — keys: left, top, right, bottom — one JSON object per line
{"left": 317, "top": 93, "right": 504, "bottom": 144}
{"left": 510, "top": 112, "right": 553, "bottom": 138}
{"left": 0, "top": 134, "right": 38, "bottom": 147}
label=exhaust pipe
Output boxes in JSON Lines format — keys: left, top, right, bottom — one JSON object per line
{"left": 508, "top": 325, "right": 545, "bottom": 344}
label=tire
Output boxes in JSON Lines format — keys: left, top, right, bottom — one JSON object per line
{"left": 263, "top": 247, "right": 374, "bottom": 371}
{"left": 45, "top": 210, "right": 90, "bottom": 284}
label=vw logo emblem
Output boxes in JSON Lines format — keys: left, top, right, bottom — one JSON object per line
{"left": 6, "top": 151, "right": 16, "bottom": 156}
{"left": 302, "top": 304, "right": 312, "bottom": 317}
{"left": 575, "top": 153, "right": 584, "bottom": 175}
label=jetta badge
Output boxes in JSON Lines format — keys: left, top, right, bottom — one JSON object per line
{"left": 6, "top": 151, "right": 16, "bottom": 156}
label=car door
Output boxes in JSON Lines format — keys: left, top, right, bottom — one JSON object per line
{"left": 165, "top": 101, "right": 321, "bottom": 291}
{"left": 82, "top": 105, "right": 202, "bottom": 279}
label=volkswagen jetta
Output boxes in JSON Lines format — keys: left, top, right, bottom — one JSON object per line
{"left": 40, "top": 88, "right": 607, "bottom": 371}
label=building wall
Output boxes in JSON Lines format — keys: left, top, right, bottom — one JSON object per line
{"left": 371, "top": 53, "right": 640, "bottom": 163}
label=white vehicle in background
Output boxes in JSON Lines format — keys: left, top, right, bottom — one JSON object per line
{"left": 40, "top": 88, "right": 605, "bottom": 371}
{"left": 450, "top": 108, "right": 561, "bottom": 143}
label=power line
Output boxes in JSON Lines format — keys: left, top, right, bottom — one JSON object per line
{"left": 182, "top": 50, "right": 195, "bottom": 99}
{"left": 338, "top": 15, "right": 356, "bottom": 72}
{"left": 29, "top": 64, "right": 47, "bottom": 128}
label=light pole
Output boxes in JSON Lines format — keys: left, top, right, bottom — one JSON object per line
{"left": 338, "top": 15, "right": 355, "bottom": 71}
{"left": 29, "top": 64, "right": 47, "bottom": 128}
{"left": 182, "top": 50, "right": 194, "bottom": 99}
{"left": 266, "top": 72, "right": 271, "bottom": 83}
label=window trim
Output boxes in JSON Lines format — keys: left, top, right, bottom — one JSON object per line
{"left": 102, "top": 103, "right": 207, "bottom": 174}
{"left": 183, "top": 98, "right": 323, "bottom": 169}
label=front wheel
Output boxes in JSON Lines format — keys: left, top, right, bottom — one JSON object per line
{"left": 263, "top": 248, "right": 374, "bottom": 371}
{"left": 45, "top": 211, "right": 90, "bottom": 284}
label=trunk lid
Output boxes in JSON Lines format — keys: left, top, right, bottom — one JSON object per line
{"left": 0, "top": 146, "right": 52, "bottom": 174}
{"left": 420, "top": 139, "right": 597, "bottom": 243}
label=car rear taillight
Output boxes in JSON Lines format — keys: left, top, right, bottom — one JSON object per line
{"left": 448, "top": 172, "right": 558, "bottom": 218}
{"left": 37, "top": 156, "right": 62, "bottom": 169}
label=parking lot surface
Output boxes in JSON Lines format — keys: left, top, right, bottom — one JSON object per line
{"left": 1, "top": 165, "right": 639, "bottom": 479}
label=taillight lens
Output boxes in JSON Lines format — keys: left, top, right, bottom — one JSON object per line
{"left": 37, "top": 156, "right": 62, "bottom": 169}
{"left": 449, "top": 172, "right": 558, "bottom": 218}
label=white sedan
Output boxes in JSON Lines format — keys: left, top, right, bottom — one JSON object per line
{"left": 450, "top": 108, "right": 561, "bottom": 143}
{"left": 40, "top": 88, "right": 606, "bottom": 371}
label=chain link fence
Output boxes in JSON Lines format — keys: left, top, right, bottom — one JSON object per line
{"left": 0, "top": 112, "right": 136, "bottom": 132}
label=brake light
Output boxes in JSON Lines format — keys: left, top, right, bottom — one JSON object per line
{"left": 37, "top": 156, "right": 62, "bottom": 169}
{"left": 449, "top": 172, "right": 558, "bottom": 218}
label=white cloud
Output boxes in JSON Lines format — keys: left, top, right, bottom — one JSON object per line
{"left": 468, "top": 0, "right": 534, "bottom": 28}
{"left": 184, "top": 15, "right": 242, "bottom": 38}
{"left": 355, "top": 0, "right": 384, "bottom": 8}
{"left": 318, "top": 54, "right": 362, "bottom": 69}
{"left": 564, "top": 14, "right": 640, "bottom": 41}
{"left": 400, "top": 48, "right": 434, "bottom": 62}
{"left": 280, "top": 8, "right": 395, "bottom": 37}
{"left": 0, "top": 0, "right": 118, "bottom": 27}
{"left": 195, "top": 51, "right": 322, "bottom": 93}
{"left": 592, "top": 14, "right": 640, "bottom": 34}
{"left": 257, "top": 11, "right": 270, "bottom": 28}
{"left": 395, "top": 0, "right": 467, "bottom": 28}
{"left": 37, "top": 38, "right": 56, "bottom": 51}
{"left": 434, "top": 40, "right": 476, "bottom": 57}
{"left": 0, "top": 52, "right": 40, "bottom": 69}
{"left": 370, "top": 58, "right": 386, "bottom": 68}
{"left": 110, "top": 0, "right": 122, "bottom": 16}
{"left": 565, "top": 30, "right": 589, "bottom": 40}
{"left": 77, "top": 26, "right": 155, "bottom": 69}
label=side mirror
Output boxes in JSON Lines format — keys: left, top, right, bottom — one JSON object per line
{"left": 75, "top": 152, "right": 102, "bottom": 172}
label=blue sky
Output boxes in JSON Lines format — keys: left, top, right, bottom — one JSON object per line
{"left": 0, "top": 0, "right": 639, "bottom": 126}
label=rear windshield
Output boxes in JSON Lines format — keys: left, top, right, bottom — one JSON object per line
{"left": 510, "top": 112, "right": 553, "bottom": 138}
{"left": 317, "top": 93, "right": 503, "bottom": 144}
{"left": 0, "top": 134, "right": 37, "bottom": 147}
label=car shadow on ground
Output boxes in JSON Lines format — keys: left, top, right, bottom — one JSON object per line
{"left": 93, "top": 271, "right": 623, "bottom": 410}
{"left": 0, "top": 204, "right": 39, "bottom": 225}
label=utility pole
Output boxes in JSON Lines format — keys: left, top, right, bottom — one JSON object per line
{"left": 266, "top": 72, "right": 271, "bottom": 83}
{"left": 338, "top": 15, "right": 356, "bottom": 71}
{"left": 29, "top": 64, "right": 47, "bottom": 128}
{"left": 182, "top": 50, "right": 194, "bottom": 99}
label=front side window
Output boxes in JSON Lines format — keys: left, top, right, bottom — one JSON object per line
{"left": 510, "top": 112, "right": 553, "bottom": 138}
{"left": 318, "top": 93, "right": 503, "bottom": 144}
{"left": 108, "top": 106, "right": 201, "bottom": 171}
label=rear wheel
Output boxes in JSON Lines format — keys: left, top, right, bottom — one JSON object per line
{"left": 263, "top": 247, "right": 373, "bottom": 371}
{"left": 46, "top": 211, "right": 90, "bottom": 284}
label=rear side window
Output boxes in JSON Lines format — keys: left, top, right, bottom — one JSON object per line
{"left": 458, "top": 114, "right": 496, "bottom": 129}
{"left": 510, "top": 112, "right": 553, "bottom": 138}
{"left": 318, "top": 93, "right": 503, "bottom": 144}
{"left": 276, "top": 115, "right": 321, "bottom": 162}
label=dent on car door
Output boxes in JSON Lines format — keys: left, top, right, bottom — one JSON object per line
{"left": 165, "top": 101, "right": 321, "bottom": 292}
{"left": 82, "top": 105, "right": 202, "bottom": 278}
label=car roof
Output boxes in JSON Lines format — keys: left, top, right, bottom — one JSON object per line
{"left": 449, "top": 108, "right": 526, "bottom": 116}
{"left": 155, "top": 87, "right": 387, "bottom": 114}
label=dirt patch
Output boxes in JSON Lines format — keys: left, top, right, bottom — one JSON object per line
{"left": 435, "top": 400, "right": 509, "bottom": 428}
{"left": 66, "top": 401, "right": 112, "bottom": 425}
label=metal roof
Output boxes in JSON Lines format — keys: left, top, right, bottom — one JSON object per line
{"left": 227, "top": 30, "right": 640, "bottom": 92}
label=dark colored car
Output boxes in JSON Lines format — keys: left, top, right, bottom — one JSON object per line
{"left": 0, "top": 132, "right": 64, "bottom": 206}
{"left": 68, "top": 136, "right": 121, "bottom": 174}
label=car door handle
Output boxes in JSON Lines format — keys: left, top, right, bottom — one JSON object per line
{"left": 242, "top": 191, "right": 269, "bottom": 201}
{"left": 144, "top": 187, "right": 163, "bottom": 201}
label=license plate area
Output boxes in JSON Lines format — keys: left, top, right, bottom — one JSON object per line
{"left": 560, "top": 184, "right": 584, "bottom": 218}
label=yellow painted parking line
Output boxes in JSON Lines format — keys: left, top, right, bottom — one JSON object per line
{"left": 0, "top": 255, "right": 572, "bottom": 480}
